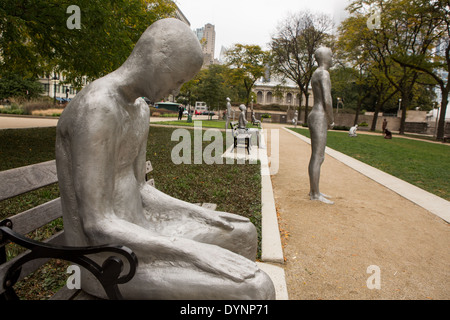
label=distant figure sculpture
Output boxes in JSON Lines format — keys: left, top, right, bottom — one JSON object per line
{"left": 251, "top": 111, "right": 261, "bottom": 128}
{"left": 226, "top": 97, "right": 232, "bottom": 129}
{"left": 56, "top": 18, "right": 275, "bottom": 300}
{"left": 349, "top": 124, "right": 358, "bottom": 137}
{"left": 293, "top": 110, "right": 298, "bottom": 127}
{"left": 238, "top": 104, "right": 248, "bottom": 131}
{"left": 307, "top": 47, "right": 335, "bottom": 205}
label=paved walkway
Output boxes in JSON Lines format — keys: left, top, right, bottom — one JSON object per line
{"left": 263, "top": 123, "right": 449, "bottom": 300}
{"left": 0, "top": 114, "right": 59, "bottom": 129}
{"left": 0, "top": 114, "right": 194, "bottom": 129}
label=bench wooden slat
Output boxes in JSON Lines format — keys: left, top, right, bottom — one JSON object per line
{"left": 0, "top": 231, "right": 65, "bottom": 296}
{"left": 0, "top": 160, "right": 58, "bottom": 201}
{"left": 5, "top": 198, "right": 62, "bottom": 237}
{"left": 145, "top": 161, "right": 153, "bottom": 173}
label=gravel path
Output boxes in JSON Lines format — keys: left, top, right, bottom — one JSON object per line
{"left": 264, "top": 123, "right": 449, "bottom": 300}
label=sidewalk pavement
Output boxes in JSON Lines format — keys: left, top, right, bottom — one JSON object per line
{"left": 263, "top": 123, "right": 449, "bottom": 300}
{"left": 0, "top": 114, "right": 59, "bottom": 129}
{"left": 0, "top": 114, "right": 201, "bottom": 130}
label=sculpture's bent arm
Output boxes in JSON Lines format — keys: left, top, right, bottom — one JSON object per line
{"left": 135, "top": 126, "right": 148, "bottom": 187}
{"left": 69, "top": 113, "right": 120, "bottom": 227}
{"left": 320, "top": 71, "right": 334, "bottom": 126}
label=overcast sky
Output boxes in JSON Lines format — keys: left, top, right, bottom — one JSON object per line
{"left": 175, "top": 0, "right": 351, "bottom": 59}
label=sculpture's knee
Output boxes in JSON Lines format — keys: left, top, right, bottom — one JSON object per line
{"left": 231, "top": 219, "right": 258, "bottom": 261}
{"left": 245, "top": 269, "right": 276, "bottom": 300}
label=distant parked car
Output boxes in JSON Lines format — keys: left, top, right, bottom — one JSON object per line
{"left": 202, "top": 111, "right": 215, "bottom": 116}
{"left": 142, "top": 97, "right": 152, "bottom": 105}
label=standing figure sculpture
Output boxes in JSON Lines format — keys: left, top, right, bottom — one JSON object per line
{"left": 293, "top": 110, "right": 299, "bottom": 127}
{"left": 55, "top": 18, "right": 275, "bottom": 300}
{"left": 225, "top": 97, "right": 232, "bottom": 129}
{"left": 307, "top": 47, "right": 335, "bottom": 205}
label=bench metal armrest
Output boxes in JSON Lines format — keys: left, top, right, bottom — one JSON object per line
{"left": 0, "top": 219, "right": 138, "bottom": 300}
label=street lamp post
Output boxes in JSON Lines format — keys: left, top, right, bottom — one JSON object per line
{"left": 434, "top": 104, "right": 440, "bottom": 139}
{"left": 52, "top": 74, "right": 59, "bottom": 105}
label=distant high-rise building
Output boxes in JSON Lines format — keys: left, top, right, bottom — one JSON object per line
{"left": 195, "top": 28, "right": 204, "bottom": 42}
{"left": 203, "top": 24, "right": 215, "bottom": 60}
{"left": 195, "top": 23, "right": 216, "bottom": 67}
{"left": 218, "top": 46, "right": 228, "bottom": 64}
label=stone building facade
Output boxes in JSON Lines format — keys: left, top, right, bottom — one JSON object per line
{"left": 252, "top": 79, "right": 313, "bottom": 107}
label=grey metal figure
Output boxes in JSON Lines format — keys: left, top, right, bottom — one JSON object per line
{"left": 55, "top": 18, "right": 275, "bottom": 300}
{"left": 307, "top": 47, "right": 335, "bottom": 205}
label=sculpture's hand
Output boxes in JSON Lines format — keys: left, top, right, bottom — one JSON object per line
{"left": 329, "top": 122, "right": 335, "bottom": 129}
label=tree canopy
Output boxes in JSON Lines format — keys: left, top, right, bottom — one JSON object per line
{"left": 0, "top": 0, "right": 176, "bottom": 87}
{"left": 339, "top": 0, "right": 449, "bottom": 137}
{"left": 225, "top": 44, "right": 270, "bottom": 107}
{"left": 270, "top": 11, "right": 333, "bottom": 122}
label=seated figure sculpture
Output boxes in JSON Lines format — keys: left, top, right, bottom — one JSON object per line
{"left": 349, "top": 124, "right": 358, "bottom": 137}
{"left": 251, "top": 112, "right": 261, "bottom": 128}
{"left": 236, "top": 104, "right": 260, "bottom": 149}
{"left": 238, "top": 104, "right": 248, "bottom": 132}
{"left": 55, "top": 18, "right": 275, "bottom": 300}
{"left": 307, "top": 47, "right": 335, "bottom": 205}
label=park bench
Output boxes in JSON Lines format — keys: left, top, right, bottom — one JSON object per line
{"left": 230, "top": 121, "right": 252, "bottom": 154}
{"left": 0, "top": 159, "right": 160, "bottom": 300}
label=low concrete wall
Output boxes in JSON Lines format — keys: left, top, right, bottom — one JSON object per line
{"left": 252, "top": 109, "right": 449, "bottom": 135}
{"left": 287, "top": 111, "right": 401, "bottom": 132}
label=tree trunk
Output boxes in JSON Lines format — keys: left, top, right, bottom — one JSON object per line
{"left": 437, "top": 92, "right": 448, "bottom": 140}
{"left": 371, "top": 102, "right": 381, "bottom": 131}
{"left": 398, "top": 94, "right": 410, "bottom": 135}
{"left": 303, "top": 93, "right": 310, "bottom": 124}
{"left": 297, "top": 86, "right": 303, "bottom": 124}
{"left": 353, "top": 89, "right": 370, "bottom": 126}
{"left": 354, "top": 96, "right": 363, "bottom": 126}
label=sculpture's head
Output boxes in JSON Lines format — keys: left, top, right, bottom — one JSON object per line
{"left": 314, "top": 47, "right": 333, "bottom": 69}
{"left": 239, "top": 104, "right": 247, "bottom": 112}
{"left": 121, "top": 18, "right": 203, "bottom": 101}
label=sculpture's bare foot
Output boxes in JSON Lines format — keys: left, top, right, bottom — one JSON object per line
{"left": 309, "top": 192, "right": 332, "bottom": 199}
{"left": 310, "top": 193, "right": 334, "bottom": 205}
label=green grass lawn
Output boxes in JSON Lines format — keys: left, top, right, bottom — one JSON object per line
{"left": 0, "top": 126, "right": 261, "bottom": 299}
{"left": 290, "top": 128, "right": 450, "bottom": 201}
{"left": 153, "top": 119, "right": 259, "bottom": 129}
